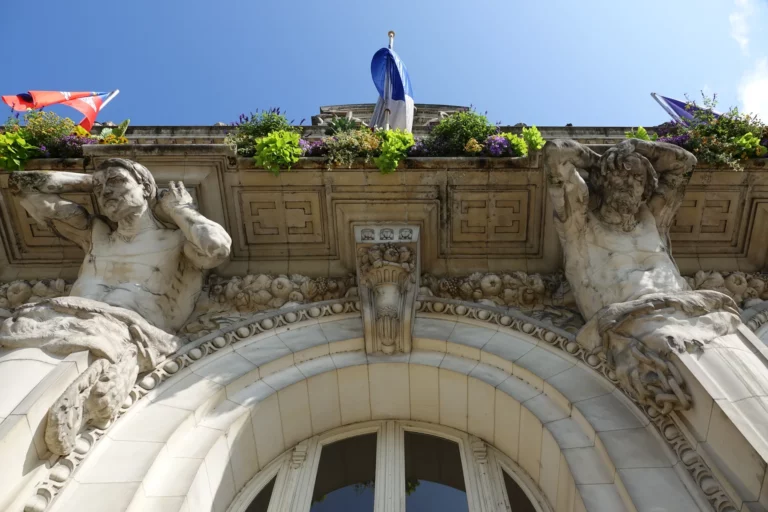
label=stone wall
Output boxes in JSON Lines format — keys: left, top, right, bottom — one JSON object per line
{"left": 1, "top": 143, "right": 766, "bottom": 282}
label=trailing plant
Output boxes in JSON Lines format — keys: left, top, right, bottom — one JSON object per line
{"left": 253, "top": 130, "right": 303, "bottom": 175}
{"left": 323, "top": 129, "right": 380, "bottom": 169}
{"left": 0, "top": 129, "right": 36, "bottom": 170}
{"left": 500, "top": 133, "right": 528, "bottom": 156}
{"left": 48, "top": 135, "right": 98, "bottom": 158}
{"left": 225, "top": 108, "right": 298, "bottom": 157}
{"left": 426, "top": 110, "right": 496, "bottom": 156}
{"left": 324, "top": 116, "right": 360, "bottom": 136}
{"left": 625, "top": 126, "right": 656, "bottom": 141}
{"left": 374, "top": 129, "right": 414, "bottom": 174}
{"left": 656, "top": 93, "right": 768, "bottom": 170}
{"left": 3, "top": 111, "right": 101, "bottom": 158}
{"left": 521, "top": 126, "right": 545, "bottom": 153}
{"left": 299, "top": 138, "right": 326, "bottom": 156}
{"left": 21, "top": 110, "right": 76, "bottom": 150}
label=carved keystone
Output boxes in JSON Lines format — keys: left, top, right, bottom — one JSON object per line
{"left": 354, "top": 225, "right": 420, "bottom": 355}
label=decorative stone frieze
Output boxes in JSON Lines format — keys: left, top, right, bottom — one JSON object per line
{"left": 0, "top": 278, "right": 71, "bottom": 310}
{"left": 181, "top": 273, "right": 357, "bottom": 337}
{"left": 354, "top": 225, "right": 420, "bottom": 355}
{"left": 416, "top": 296, "right": 737, "bottom": 512}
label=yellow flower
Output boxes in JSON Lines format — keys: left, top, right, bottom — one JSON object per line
{"left": 464, "top": 138, "right": 482, "bottom": 154}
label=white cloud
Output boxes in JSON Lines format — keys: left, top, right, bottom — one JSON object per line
{"left": 730, "top": 0, "right": 754, "bottom": 54}
{"left": 739, "top": 58, "right": 768, "bottom": 121}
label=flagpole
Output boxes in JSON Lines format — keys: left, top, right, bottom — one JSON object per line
{"left": 384, "top": 31, "right": 394, "bottom": 129}
{"left": 101, "top": 90, "right": 120, "bottom": 110}
{"left": 651, "top": 92, "right": 684, "bottom": 124}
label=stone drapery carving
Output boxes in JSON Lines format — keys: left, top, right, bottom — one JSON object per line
{"left": 355, "top": 226, "right": 419, "bottom": 354}
{"left": 543, "top": 138, "right": 764, "bottom": 415}
{"left": 0, "top": 159, "right": 231, "bottom": 455}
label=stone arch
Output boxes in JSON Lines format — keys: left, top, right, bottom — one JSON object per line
{"left": 43, "top": 311, "right": 709, "bottom": 512}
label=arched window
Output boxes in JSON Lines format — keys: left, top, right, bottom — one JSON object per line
{"left": 229, "top": 421, "right": 548, "bottom": 512}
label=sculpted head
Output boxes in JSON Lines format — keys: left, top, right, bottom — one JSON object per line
{"left": 591, "top": 145, "right": 658, "bottom": 216}
{"left": 93, "top": 159, "right": 157, "bottom": 222}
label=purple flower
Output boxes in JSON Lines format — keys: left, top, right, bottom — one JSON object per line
{"left": 45, "top": 135, "right": 98, "bottom": 158}
{"left": 658, "top": 133, "right": 691, "bottom": 147}
{"left": 484, "top": 135, "right": 510, "bottom": 156}
{"left": 299, "top": 138, "right": 326, "bottom": 156}
{"left": 408, "top": 140, "right": 429, "bottom": 156}
{"left": 655, "top": 121, "right": 681, "bottom": 138}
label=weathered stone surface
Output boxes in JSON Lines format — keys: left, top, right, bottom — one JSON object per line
{"left": 0, "top": 158, "right": 231, "bottom": 455}
{"left": 543, "top": 138, "right": 768, "bottom": 418}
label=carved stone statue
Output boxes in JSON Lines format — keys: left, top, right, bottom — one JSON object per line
{"left": 543, "top": 139, "right": 760, "bottom": 414}
{"left": 0, "top": 159, "right": 231, "bottom": 455}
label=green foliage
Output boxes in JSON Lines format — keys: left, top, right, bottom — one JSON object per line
{"left": 734, "top": 132, "right": 767, "bottom": 157}
{"left": 521, "top": 126, "right": 546, "bottom": 153}
{"left": 98, "top": 119, "right": 131, "bottom": 140}
{"left": 374, "top": 129, "right": 414, "bottom": 174}
{"left": 253, "top": 130, "right": 303, "bottom": 175}
{"left": 625, "top": 126, "right": 657, "bottom": 141}
{"left": 20, "top": 110, "right": 75, "bottom": 149}
{"left": 669, "top": 93, "right": 768, "bottom": 170}
{"left": 323, "top": 129, "right": 381, "bottom": 169}
{"left": 426, "top": 110, "right": 497, "bottom": 155}
{"left": 324, "top": 116, "right": 360, "bottom": 136}
{"left": 500, "top": 132, "right": 528, "bottom": 157}
{"left": 225, "top": 109, "right": 299, "bottom": 157}
{"left": 0, "top": 130, "right": 37, "bottom": 171}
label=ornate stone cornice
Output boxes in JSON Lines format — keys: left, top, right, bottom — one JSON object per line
{"left": 22, "top": 295, "right": 737, "bottom": 512}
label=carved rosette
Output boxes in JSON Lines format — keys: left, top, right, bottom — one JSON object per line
{"left": 355, "top": 226, "right": 420, "bottom": 355}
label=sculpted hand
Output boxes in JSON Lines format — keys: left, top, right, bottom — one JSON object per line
{"left": 158, "top": 181, "right": 196, "bottom": 218}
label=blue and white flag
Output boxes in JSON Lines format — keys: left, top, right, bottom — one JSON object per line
{"left": 652, "top": 93, "right": 721, "bottom": 125}
{"left": 370, "top": 47, "right": 414, "bottom": 132}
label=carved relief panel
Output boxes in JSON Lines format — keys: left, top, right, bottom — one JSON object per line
{"left": 355, "top": 225, "right": 420, "bottom": 355}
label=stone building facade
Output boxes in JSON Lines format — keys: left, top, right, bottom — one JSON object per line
{"left": 1, "top": 110, "right": 768, "bottom": 512}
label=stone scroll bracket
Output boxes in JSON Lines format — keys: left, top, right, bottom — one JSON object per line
{"left": 354, "top": 225, "right": 420, "bottom": 355}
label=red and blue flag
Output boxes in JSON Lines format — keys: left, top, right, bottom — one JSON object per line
{"left": 1, "top": 90, "right": 119, "bottom": 131}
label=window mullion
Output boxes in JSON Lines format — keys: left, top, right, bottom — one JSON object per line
{"left": 279, "top": 437, "right": 320, "bottom": 512}
{"left": 373, "top": 420, "right": 405, "bottom": 512}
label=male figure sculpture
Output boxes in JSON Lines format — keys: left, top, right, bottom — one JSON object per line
{"left": 543, "top": 139, "right": 767, "bottom": 414}
{"left": 0, "top": 158, "right": 231, "bottom": 455}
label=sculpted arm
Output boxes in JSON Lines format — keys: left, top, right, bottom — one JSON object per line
{"left": 8, "top": 172, "right": 93, "bottom": 250}
{"left": 542, "top": 140, "right": 598, "bottom": 229}
{"left": 623, "top": 138, "right": 696, "bottom": 232}
{"left": 158, "top": 181, "right": 231, "bottom": 269}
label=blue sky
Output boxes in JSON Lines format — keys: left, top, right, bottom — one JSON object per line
{"left": 2, "top": 0, "right": 767, "bottom": 127}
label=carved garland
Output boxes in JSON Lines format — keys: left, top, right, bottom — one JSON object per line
{"left": 23, "top": 296, "right": 736, "bottom": 512}
{"left": 24, "top": 299, "right": 361, "bottom": 512}
{"left": 415, "top": 297, "right": 737, "bottom": 512}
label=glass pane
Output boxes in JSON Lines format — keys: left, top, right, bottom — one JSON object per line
{"left": 404, "top": 431, "right": 469, "bottom": 511}
{"left": 245, "top": 475, "right": 276, "bottom": 512}
{"left": 310, "top": 433, "right": 377, "bottom": 511}
{"left": 502, "top": 471, "right": 536, "bottom": 512}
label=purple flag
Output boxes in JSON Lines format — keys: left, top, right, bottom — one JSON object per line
{"left": 652, "top": 93, "right": 720, "bottom": 125}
